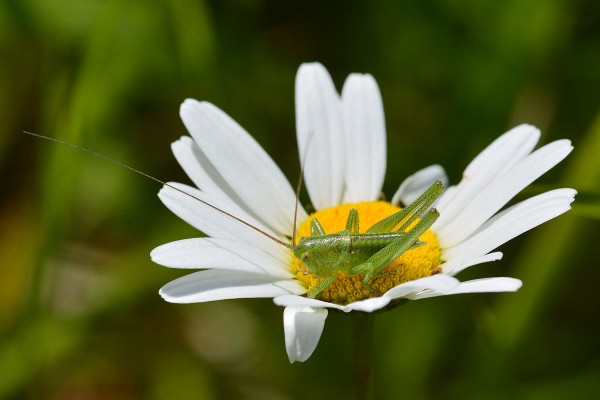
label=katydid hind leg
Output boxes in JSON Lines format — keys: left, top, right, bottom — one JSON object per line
{"left": 352, "top": 208, "right": 440, "bottom": 285}
{"left": 308, "top": 276, "right": 336, "bottom": 299}
{"left": 366, "top": 181, "right": 443, "bottom": 234}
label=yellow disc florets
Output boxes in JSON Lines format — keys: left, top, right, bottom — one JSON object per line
{"left": 291, "top": 201, "right": 441, "bottom": 305}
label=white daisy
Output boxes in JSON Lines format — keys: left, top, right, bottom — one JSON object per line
{"left": 151, "top": 62, "right": 575, "bottom": 363}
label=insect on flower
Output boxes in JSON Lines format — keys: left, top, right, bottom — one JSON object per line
{"left": 22, "top": 133, "right": 445, "bottom": 301}
{"left": 292, "top": 181, "right": 443, "bottom": 298}
{"left": 26, "top": 62, "right": 576, "bottom": 363}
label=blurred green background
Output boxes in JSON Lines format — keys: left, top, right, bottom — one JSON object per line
{"left": 1, "top": 0, "right": 599, "bottom": 399}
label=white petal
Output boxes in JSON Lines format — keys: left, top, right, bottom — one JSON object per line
{"left": 383, "top": 274, "right": 460, "bottom": 300}
{"left": 442, "top": 189, "right": 576, "bottom": 271}
{"left": 341, "top": 73, "right": 386, "bottom": 203}
{"left": 180, "top": 99, "right": 305, "bottom": 236}
{"left": 392, "top": 165, "right": 448, "bottom": 206}
{"left": 150, "top": 238, "right": 292, "bottom": 278}
{"left": 434, "top": 124, "right": 541, "bottom": 230}
{"left": 465, "top": 124, "right": 541, "bottom": 178}
{"left": 276, "top": 294, "right": 392, "bottom": 313}
{"left": 475, "top": 188, "right": 577, "bottom": 232}
{"left": 436, "top": 139, "right": 573, "bottom": 247}
{"left": 159, "top": 270, "right": 305, "bottom": 303}
{"left": 409, "top": 277, "right": 522, "bottom": 299}
{"left": 158, "top": 183, "right": 286, "bottom": 255}
{"left": 442, "top": 252, "right": 503, "bottom": 276}
{"left": 283, "top": 306, "right": 328, "bottom": 363}
{"left": 295, "top": 62, "right": 345, "bottom": 209}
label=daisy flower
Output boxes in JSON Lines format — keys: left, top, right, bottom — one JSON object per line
{"left": 151, "top": 62, "right": 575, "bottom": 363}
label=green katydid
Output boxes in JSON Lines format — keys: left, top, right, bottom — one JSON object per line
{"left": 292, "top": 182, "right": 442, "bottom": 298}
{"left": 23, "top": 131, "right": 443, "bottom": 301}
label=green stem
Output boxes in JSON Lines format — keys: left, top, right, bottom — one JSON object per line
{"left": 352, "top": 312, "right": 374, "bottom": 400}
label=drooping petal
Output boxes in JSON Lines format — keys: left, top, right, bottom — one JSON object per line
{"left": 341, "top": 73, "right": 386, "bottom": 203}
{"left": 158, "top": 183, "right": 285, "bottom": 255}
{"left": 274, "top": 294, "right": 343, "bottom": 310}
{"left": 434, "top": 124, "right": 541, "bottom": 229}
{"left": 436, "top": 139, "right": 573, "bottom": 247}
{"left": 150, "top": 238, "right": 292, "bottom": 278}
{"left": 180, "top": 99, "right": 305, "bottom": 236}
{"left": 159, "top": 270, "right": 306, "bottom": 303}
{"left": 442, "top": 189, "right": 576, "bottom": 271}
{"left": 441, "top": 252, "right": 503, "bottom": 276}
{"left": 409, "top": 277, "right": 522, "bottom": 299}
{"left": 295, "top": 62, "right": 345, "bottom": 209}
{"left": 275, "top": 294, "right": 392, "bottom": 313}
{"left": 392, "top": 164, "right": 448, "bottom": 206}
{"left": 343, "top": 296, "right": 391, "bottom": 312}
{"left": 283, "top": 306, "right": 328, "bottom": 363}
{"left": 383, "top": 274, "right": 460, "bottom": 300}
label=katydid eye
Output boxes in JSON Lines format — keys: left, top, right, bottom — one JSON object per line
{"left": 301, "top": 252, "right": 309, "bottom": 261}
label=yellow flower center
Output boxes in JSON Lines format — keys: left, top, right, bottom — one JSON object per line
{"left": 291, "top": 201, "right": 441, "bottom": 305}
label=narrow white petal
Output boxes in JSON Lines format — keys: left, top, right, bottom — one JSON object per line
{"left": 180, "top": 99, "right": 305, "bottom": 236}
{"left": 158, "top": 183, "right": 286, "bottom": 256}
{"left": 434, "top": 125, "right": 541, "bottom": 230}
{"left": 276, "top": 294, "right": 392, "bottom": 313}
{"left": 455, "top": 277, "right": 523, "bottom": 293}
{"left": 465, "top": 124, "right": 541, "bottom": 178}
{"left": 283, "top": 306, "right": 328, "bottom": 363}
{"left": 392, "top": 165, "right": 448, "bottom": 206}
{"left": 473, "top": 188, "right": 577, "bottom": 233}
{"left": 409, "top": 277, "right": 522, "bottom": 299}
{"left": 437, "top": 139, "right": 573, "bottom": 247}
{"left": 442, "top": 252, "right": 503, "bottom": 276}
{"left": 274, "top": 294, "right": 344, "bottom": 311}
{"left": 159, "top": 270, "right": 305, "bottom": 303}
{"left": 295, "top": 62, "right": 345, "bottom": 209}
{"left": 442, "top": 189, "right": 576, "bottom": 270}
{"left": 383, "top": 274, "right": 460, "bottom": 300}
{"left": 341, "top": 73, "right": 386, "bottom": 203}
{"left": 150, "top": 238, "right": 292, "bottom": 278}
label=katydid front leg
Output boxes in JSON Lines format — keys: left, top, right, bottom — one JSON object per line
{"left": 308, "top": 276, "right": 336, "bottom": 299}
{"left": 345, "top": 209, "right": 360, "bottom": 234}
{"left": 310, "top": 218, "right": 326, "bottom": 236}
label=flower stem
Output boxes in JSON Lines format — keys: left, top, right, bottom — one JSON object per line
{"left": 352, "top": 312, "right": 374, "bottom": 400}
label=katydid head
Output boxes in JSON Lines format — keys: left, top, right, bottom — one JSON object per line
{"left": 292, "top": 234, "right": 350, "bottom": 278}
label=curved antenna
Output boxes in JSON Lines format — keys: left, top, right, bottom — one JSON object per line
{"left": 291, "top": 160, "right": 305, "bottom": 249}
{"left": 23, "top": 131, "right": 291, "bottom": 248}
{"left": 291, "top": 132, "right": 314, "bottom": 249}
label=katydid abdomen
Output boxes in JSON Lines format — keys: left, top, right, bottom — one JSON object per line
{"left": 294, "top": 231, "right": 420, "bottom": 278}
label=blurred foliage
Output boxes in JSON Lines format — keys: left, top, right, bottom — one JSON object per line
{"left": 1, "top": 0, "right": 599, "bottom": 399}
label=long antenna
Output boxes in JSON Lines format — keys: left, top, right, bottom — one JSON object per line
{"left": 23, "top": 131, "right": 291, "bottom": 248}
{"left": 291, "top": 133, "right": 314, "bottom": 249}
{"left": 291, "top": 160, "right": 305, "bottom": 249}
